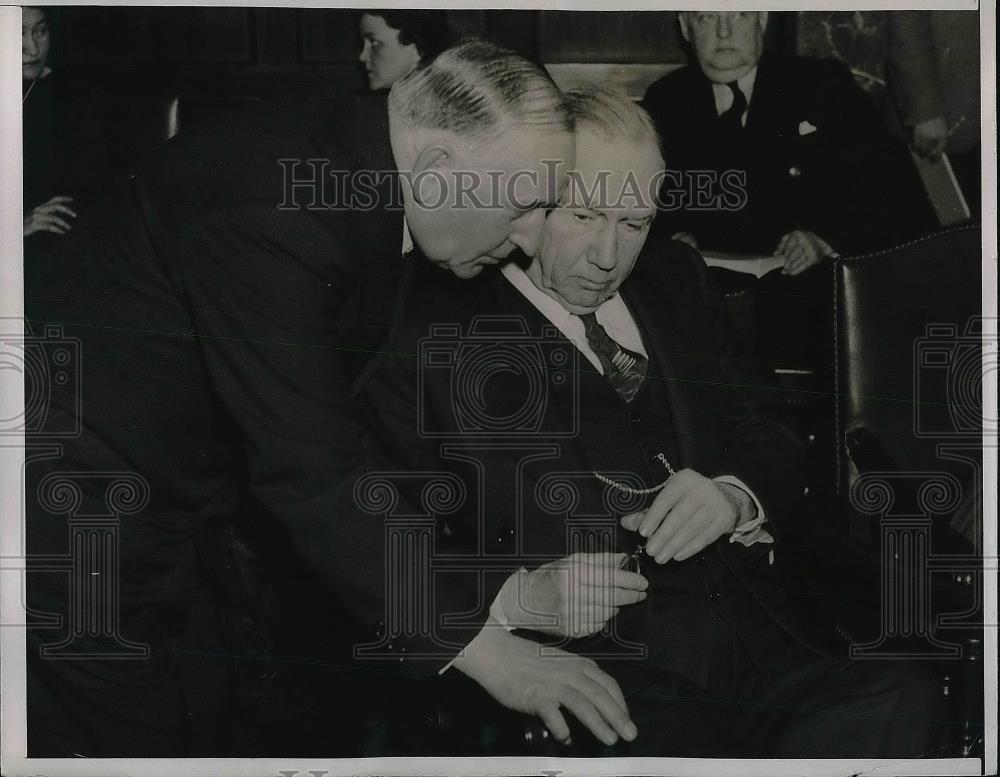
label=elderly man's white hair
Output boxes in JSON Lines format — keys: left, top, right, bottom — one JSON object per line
{"left": 562, "top": 84, "right": 665, "bottom": 170}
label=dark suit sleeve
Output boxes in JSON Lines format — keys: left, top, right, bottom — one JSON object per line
{"left": 134, "top": 176, "right": 467, "bottom": 666}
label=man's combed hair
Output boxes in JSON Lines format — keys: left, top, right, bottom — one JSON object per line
{"left": 563, "top": 85, "right": 665, "bottom": 168}
{"left": 389, "top": 38, "right": 571, "bottom": 138}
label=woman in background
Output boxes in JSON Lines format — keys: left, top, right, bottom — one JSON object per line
{"left": 358, "top": 10, "right": 452, "bottom": 91}
{"left": 22, "top": 6, "right": 110, "bottom": 242}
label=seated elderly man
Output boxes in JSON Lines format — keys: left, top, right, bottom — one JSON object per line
{"left": 359, "top": 86, "right": 942, "bottom": 757}
{"left": 642, "top": 11, "right": 933, "bottom": 364}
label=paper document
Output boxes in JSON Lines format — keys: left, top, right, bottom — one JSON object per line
{"left": 701, "top": 251, "right": 785, "bottom": 279}
{"left": 911, "top": 152, "right": 971, "bottom": 227}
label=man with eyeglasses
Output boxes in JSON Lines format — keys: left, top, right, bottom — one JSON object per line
{"left": 643, "top": 11, "right": 932, "bottom": 365}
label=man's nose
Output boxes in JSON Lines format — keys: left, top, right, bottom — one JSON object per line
{"left": 23, "top": 35, "right": 38, "bottom": 57}
{"left": 508, "top": 208, "right": 547, "bottom": 258}
{"left": 359, "top": 42, "right": 370, "bottom": 64}
{"left": 589, "top": 226, "right": 617, "bottom": 271}
{"left": 716, "top": 13, "right": 733, "bottom": 38}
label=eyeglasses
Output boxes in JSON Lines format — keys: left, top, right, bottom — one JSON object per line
{"left": 593, "top": 453, "right": 675, "bottom": 576}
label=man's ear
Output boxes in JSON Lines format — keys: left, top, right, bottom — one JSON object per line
{"left": 409, "top": 143, "right": 451, "bottom": 208}
{"left": 412, "top": 143, "right": 450, "bottom": 176}
{"left": 678, "top": 12, "right": 691, "bottom": 43}
{"left": 757, "top": 11, "right": 769, "bottom": 32}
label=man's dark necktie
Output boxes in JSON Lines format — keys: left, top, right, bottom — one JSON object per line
{"left": 720, "top": 81, "right": 747, "bottom": 133}
{"left": 579, "top": 313, "right": 648, "bottom": 403}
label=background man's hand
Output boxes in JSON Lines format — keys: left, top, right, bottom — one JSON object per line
{"left": 911, "top": 116, "right": 948, "bottom": 161}
{"left": 775, "top": 229, "right": 833, "bottom": 276}
{"left": 24, "top": 196, "right": 76, "bottom": 237}
{"left": 620, "top": 470, "right": 754, "bottom": 563}
{"left": 503, "top": 552, "right": 648, "bottom": 638}
{"left": 453, "top": 625, "right": 637, "bottom": 746}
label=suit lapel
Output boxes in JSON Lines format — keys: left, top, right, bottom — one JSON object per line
{"left": 619, "top": 272, "right": 700, "bottom": 467}
{"left": 744, "top": 53, "right": 784, "bottom": 139}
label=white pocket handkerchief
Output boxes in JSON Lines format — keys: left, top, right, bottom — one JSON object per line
{"left": 798, "top": 120, "right": 818, "bottom": 136}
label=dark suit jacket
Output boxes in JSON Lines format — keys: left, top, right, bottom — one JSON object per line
{"left": 361, "top": 239, "right": 814, "bottom": 686}
{"left": 24, "top": 94, "right": 426, "bottom": 664}
{"left": 642, "top": 53, "right": 933, "bottom": 255}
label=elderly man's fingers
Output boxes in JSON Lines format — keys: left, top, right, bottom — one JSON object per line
{"left": 637, "top": 470, "right": 696, "bottom": 538}
{"left": 645, "top": 494, "right": 701, "bottom": 557}
{"left": 674, "top": 525, "right": 722, "bottom": 561}
{"left": 620, "top": 510, "right": 645, "bottom": 531}
{"left": 45, "top": 195, "right": 75, "bottom": 204}
{"left": 655, "top": 505, "right": 711, "bottom": 563}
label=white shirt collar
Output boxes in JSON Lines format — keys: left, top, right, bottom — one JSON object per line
{"left": 401, "top": 218, "right": 414, "bottom": 257}
{"left": 500, "top": 261, "right": 646, "bottom": 374}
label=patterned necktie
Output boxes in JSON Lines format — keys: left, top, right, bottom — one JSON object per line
{"left": 579, "top": 313, "right": 648, "bottom": 403}
{"left": 720, "top": 81, "right": 747, "bottom": 133}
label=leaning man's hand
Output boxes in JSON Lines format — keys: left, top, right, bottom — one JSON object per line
{"left": 506, "top": 552, "right": 648, "bottom": 638}
{"left": 453, "top": 625, "right": 637, "bottom": 746}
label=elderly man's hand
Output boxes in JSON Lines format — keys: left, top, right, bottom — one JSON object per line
{"left": 502, "top": 553, "right": 648, "bottom": 638}
{"left": 453, "top": 625, "right": 637, "bottom": 746}
{"left": 775, "top": 229, "right": 834, "bottom": 276}
{"left": 620, "top": 470, "right": 755, "bottom": 563}
{"left": 24, "top": 196, "right": 76, "bottom": 237}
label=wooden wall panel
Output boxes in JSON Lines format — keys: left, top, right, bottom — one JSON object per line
{"left": 297, "top": 8, "right": 359, "bottom": 65}
{"left": 537, "top": 11, "right": 684, "bottom": 64}
{"left": 60, "top": 7, "right": 255, "bottom": 65}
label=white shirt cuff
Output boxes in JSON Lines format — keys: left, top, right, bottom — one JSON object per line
{"left": 714, "top": 475, "right": 774, "bottom": 563}
{"left": 438, "top": 568, "right": 524, "bottom": 675}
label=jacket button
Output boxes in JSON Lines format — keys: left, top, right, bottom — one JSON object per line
{"left": 631, "top": 415, "right": 642, "bottom": 425}
{"left": 708, "top": 590, "right": 721, "bottom": 601}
